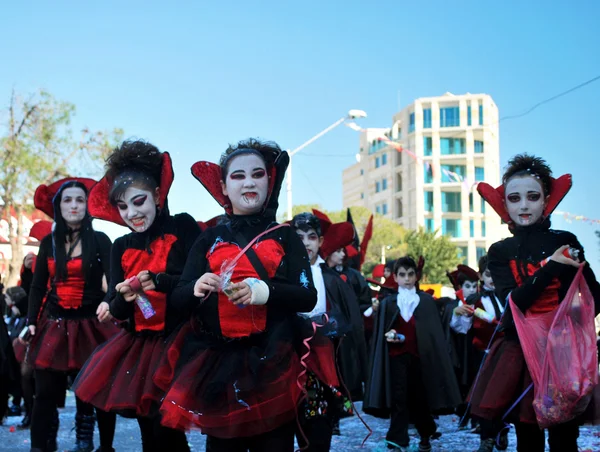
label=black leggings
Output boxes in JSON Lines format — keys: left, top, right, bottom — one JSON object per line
{"left": 137, "top": 415, "right": 189, "bottom": 452}
{"left": 20, "top": 360, "right": 34, "bottom": 416}
{"left": 206, "top": 421, "right": 296, "bottom": 452}
{"left": 31, "top": 369, "right": 116, "bottom": 449}
{"left": 515, "top": 420, "right": 579, "bottom": 452}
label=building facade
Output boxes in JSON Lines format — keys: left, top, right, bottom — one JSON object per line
{"left": 342, "top": 92, "right": 509, "bottom": 268}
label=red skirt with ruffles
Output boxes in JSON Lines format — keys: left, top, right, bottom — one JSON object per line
{"left": 469, "top": 337, "right": 536, "bottom": 423}
{"left": 73, "top": 329, "right": 168, "bottom": 418}
{"left": 28, "top": 314, "right": 119, "bottom": 372}
{"left": 156, "top": 322, "right": 305, "bottom": 438}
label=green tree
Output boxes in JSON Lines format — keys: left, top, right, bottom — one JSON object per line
{"left": 403, "top": 227, "right": 461, "bottom": 284}
{"left": 0, "top": 89, "right": 122, "bottom": 285}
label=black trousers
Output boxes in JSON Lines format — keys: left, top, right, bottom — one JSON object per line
{"left": 205, "top": 421, "right": 295, "bottom": 452}
{"left": 31, "top": 369, "right": 116, "bottom": 449}
{"left": 21, "top": 360, "right": 34, "bottom": 416}
{"left": 296, "top": 416, "right": 334, "bottom": 452}
{"left": 514, "top": 420, "right": 579, "bottom": 452}
{"left": 386, "top": 354, "right": 437, "bottom": 448}
{"left": 137, "top": 415, "right": 189, "bottom": 452}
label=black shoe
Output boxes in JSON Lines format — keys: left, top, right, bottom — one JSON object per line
{"left": 496, "top": 429, "right": 509, "bottom": 451}
{"left": 418, "top": 438, "right": 432, "bottom": 452}
{"left": 18, "top": 414, "right": 31, "bottom": 429}
{"left": 8, "top": 404, "right": 22, "bottom": 416}
{"left": 67, "top": 414, "right": 95, "bottom": 452}
{"left": 477, "top": 438, "right": 495, "bottom": 452}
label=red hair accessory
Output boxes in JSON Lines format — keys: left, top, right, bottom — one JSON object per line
{"left": 34, "top": 178, "right": 96, "bottom": 218}
{"left": 29, "top": 221, "right": 52, "bottom": 241}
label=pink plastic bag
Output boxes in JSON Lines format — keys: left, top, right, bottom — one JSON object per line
{"left": 510, "top": 265, "right": 598, "bottom": 428}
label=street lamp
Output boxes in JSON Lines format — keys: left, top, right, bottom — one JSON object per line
{"left": 286, "top": 109, "right": 367, "bottom": 220}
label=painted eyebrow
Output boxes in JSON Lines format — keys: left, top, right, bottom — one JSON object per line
{"left": 129, "top": 194, "right": 147, "bottom": 202}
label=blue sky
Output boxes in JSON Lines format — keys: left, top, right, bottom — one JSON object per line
{"left": 2, "top": 1, "right": 600, "bottom": 264}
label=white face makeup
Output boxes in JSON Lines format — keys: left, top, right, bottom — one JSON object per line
{"left": 60, "top": 187, "right": 87, "bottom": 228}
{"left": 221, "top": 154, "right": 269, "bottom": 216}
{"left": 394, "top": 266, "right": 417, "bottom": 290}
{"left": 116, "top": 186, "right": 158, "bottom": 233}
{"left": 327, "top": 248, "right": 346, "bottom": 267}
{"left": 481, "top": 269, "right": 495, "bottom": 290}
{"left": 504, "top": 175, "right": 547, "bottom": 227}
{"left": 296, "top": 229, "right": 323, "bottom": 265}
{"left": 461, "top": 280, "right": 478, "bottom": 298}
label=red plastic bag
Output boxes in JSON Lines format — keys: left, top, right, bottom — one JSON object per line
{"left": 510, "top": 265, "right": 598, "bottom": 428}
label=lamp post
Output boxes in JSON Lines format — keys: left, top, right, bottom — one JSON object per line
{"left": 286, "top": 109, "right": 367, "bottom": 220}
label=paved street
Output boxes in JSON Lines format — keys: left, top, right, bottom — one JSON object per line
{"left": 3, "top": 393, "right": 600, "bottom": 451}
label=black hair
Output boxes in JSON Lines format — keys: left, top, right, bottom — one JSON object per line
{"left": 291, "top": 212, "right": 322, "bottom": 237}
{"left": 219, "top": 138, "right": 281, "bottom": 180}
{"left": 105, "top": 140, "right": 162, "bottom": 205}
{"left": 384, "top": 260, "right": 395, "bottom": 271}
{"left": 51, "top": 181, "right": 96, "bottom": 282}
{"left": 503, "top": 154, "right": 553, "bottom": 196}
{"left": 6, "top": 286, "right": 27, "bottom": 304}
{"left": 478, "top": 255, "right": 489, "bottom": 275}
{"left": 393, "top": 256, "right": 417, "bottom": 274}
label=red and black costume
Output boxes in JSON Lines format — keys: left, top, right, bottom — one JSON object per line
{"left": 156, "top": 148, "right": 317, "bottom": 451}
{"left": 470, "top": 176, "right": 600, "bottom": 450}
{"left": 72, "top": 151, "right": 197, "bottom": 451}
{"left": 27, "top": 178, "right": 118, "bottom": 452}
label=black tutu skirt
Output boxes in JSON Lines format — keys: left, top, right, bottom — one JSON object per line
{"left": 28, "top": 314, "right": 119, "bottom": 372}
{"left": 74, "top": 329, "right": 169, "bottom": 417}
{"left": 157, "top": 320, "right": 305, "bottom": 438}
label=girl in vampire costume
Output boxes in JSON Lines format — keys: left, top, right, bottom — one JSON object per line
{"left": 155, "top": 139, "right": 317, "bottom": 452}
{"left": 73, "top": 141, "right": 199, "bottom": 451}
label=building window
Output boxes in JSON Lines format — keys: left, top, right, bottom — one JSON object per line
{"left": 424, "top": 191, "right": 433, "bottom": 211}
{"left": 361, "top": 192, "right": 364, "bottom": 199}
{"left": 458, "top": 246, "right": 468, "bottom": 264}
{"left": 479, "top": 104, "right": 484, "bottom": 126}
{"left": 481, "top": 220, "right": 486, "bottom": 237}
{"left": 467, "top": 106, "right": 472, "bottom": 126}
{"left": 375, "top": 157, "right": 380, "bottom": 168}
{"left": 424, "top": 137, "right": 433, "bottom": 156}
{"left": 360, "top": 169, "right": 364, "bottom": 176}
{"left": 382, "top": 153, "right": 387, "bottom": 165}
{"left": 424, "top": 165, "right": 433, "bottom": 184}
{"left": 442, "top": 218, "right": 462, "bottom": 238}
{"left": 476, "top": 246, "right": 486, "bottom": 261}
{"left": 396, "top": 151, "right": 402, "bottom": 166}
{"left": 409, "top": 113, "right": 415, "bottom": 133}
{"left": 425, "top": 218, "right": 434, "bottom": 233}
{"left": 375, "top": 181, "right": 380, "bottom": 193}
{"left": 441, "top": 164, "right": 466, "bottom": 183}
{"left": 470, "top": 219, "right": 475, "bottom": 238}
{"left": 382, "top": 178, "right": 388, "bottom": 190}
{"left": 423, "top": 109, "right": 432, "bottom": 128}
{"left": 382, "top": 203, "right": 388, "bottom": 215}
{"left": 481, "top": 198, "right": 486, "bottom": 213}
{"left": 475, "top": 167, "right": 485, "bottom": 182}
{"left": 442, "top": 192, "right": 461, "bottom": 213}
{"left": 440, "top": 106, "right": 460, "bottom": 127}
{"left": 469, "top": 193, "right": 474, "bottom": 213}
{"left": 474, "top": 140, "right": 484, "bottom": 154}
{"left": 396, "top": 199, "right": 403, "bottom": 217}
{"left": 396, "top": 173, "right": 403, "bottom": 192}
{"left": 440, "top": 138, "right": 466, "bottom": 155}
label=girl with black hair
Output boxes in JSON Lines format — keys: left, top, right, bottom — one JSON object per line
{"left": 471, "top": 154, "right": 600, "bottom": 452}
{"left": 25, "top": 178, "right": 118, "bottom": 452}
{"left": 155, "top": 139, "right": 317, "bottom": 452}
{"left": 72, "top": 140, "right": 199, "bottom": 452}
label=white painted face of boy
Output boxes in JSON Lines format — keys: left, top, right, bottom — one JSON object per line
{"left": 296, "top": 229, "right": 324, "bottom": 266}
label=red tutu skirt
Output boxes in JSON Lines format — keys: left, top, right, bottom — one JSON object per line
{"left": 469, "top": 337, "right": 536, "bottom": 424}
{"left": 158, "top": 323, "right": 305, "bottom": 438}
{"left": 28, "top": 314, "right": 119, "bottom": 372}
{"left": 73, "top": 330, "right": 168, "bottom": 417}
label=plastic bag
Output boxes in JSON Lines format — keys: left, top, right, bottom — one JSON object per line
{"left": 510, "top": 265, "right": 598, "bottom": 428}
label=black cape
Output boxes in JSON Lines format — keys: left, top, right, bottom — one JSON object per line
{"left": 335, "top": 265, "right": 372, "bottom": 314}
{"left": 321, "top": 265, "right": 369, "bottom": 401}
{"left": 363, "top": 291, "right": 461, "bottom": 418}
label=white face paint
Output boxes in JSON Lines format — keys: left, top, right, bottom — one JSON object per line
{"left": 221, "top": 154, "right": 269, "bottom": 216}
{"left": 481, "top": 268, "right": 495, "bottom": 290}
{"left": 327, "top": 248, "right": 346, "bottom": 267}
{"left": 394, "top": 266, "right": 417, "bottom": 290}
{"left": 461, "top": 280, "right": 478, "bottom": 298}
{"left": 60, "top": 187, "right": 87, "bottom": 228}
{"left": 504, "top": 176, "right": 547, "bottom": 227}
{"left": 296, "top": 229, "right": 323, "bottom": 265}
{"left": 116, "top": 186, "right": 158, "bottom": 233}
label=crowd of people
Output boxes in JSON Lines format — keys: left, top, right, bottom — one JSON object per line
{"left": 1, "top": 139, "right": 599, "bottom": 452}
